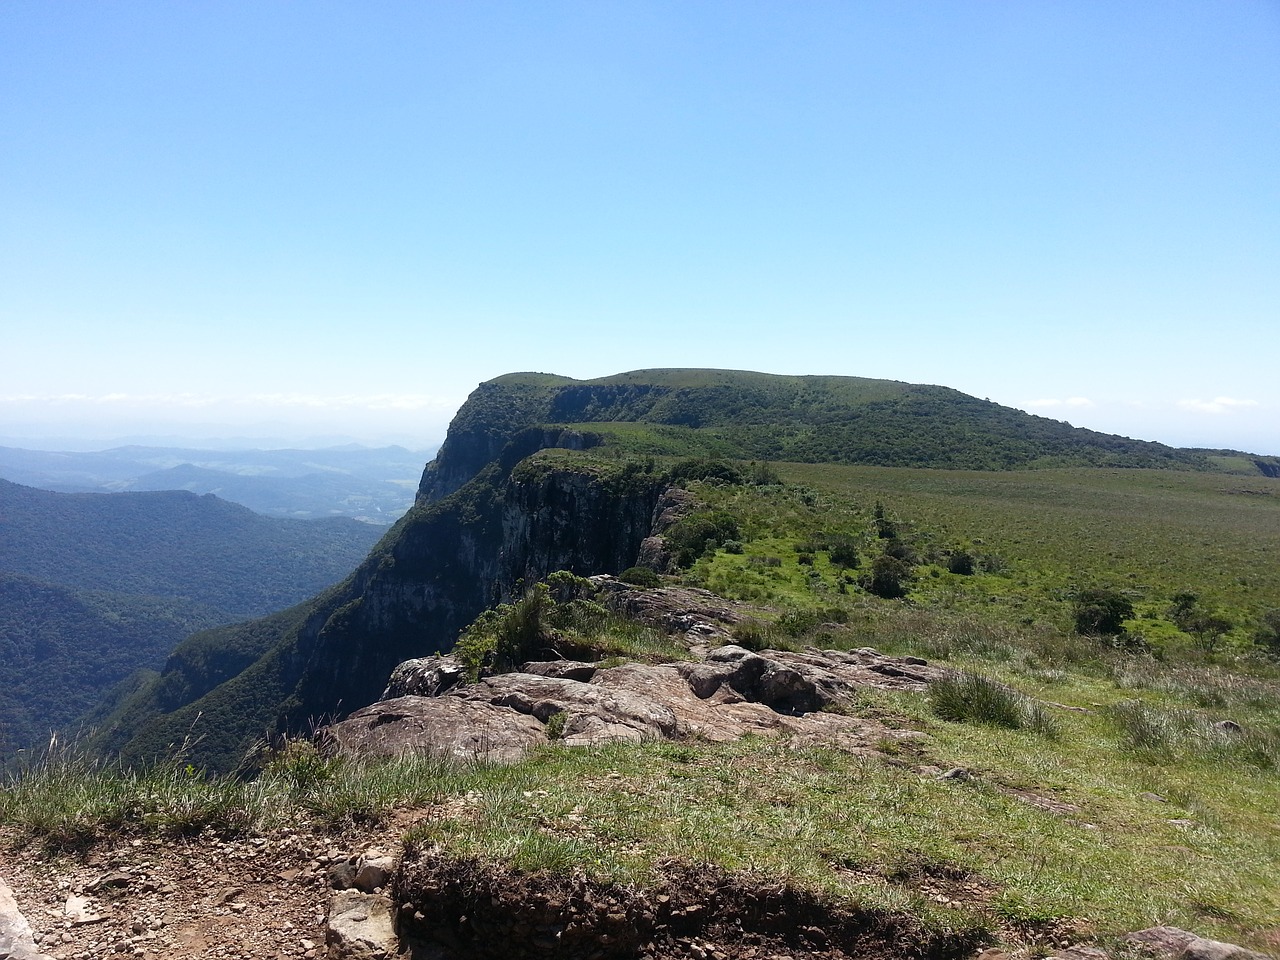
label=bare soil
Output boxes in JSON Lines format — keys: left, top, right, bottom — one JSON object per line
{"left": 3, "top": 820, "right": 990, "bottom": 960}
{"left": 395, "top": 853, "right": 988, "bottom": 960}
{"left": 0, "top": 823, "right": 377, "bottom": 959}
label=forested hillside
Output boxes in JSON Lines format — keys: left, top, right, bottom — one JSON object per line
{"left": 0, "top": 479, "right": 383, "bottom": 616}
{"left": 0, "top": 480, "right": 385, "bottom": 760}
{"left": 421, "top": 370, "right": 1280, "bottom": 484}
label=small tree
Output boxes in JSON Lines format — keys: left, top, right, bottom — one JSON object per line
{"left": 1188, "top": 612, "right": 1232, "bottom": 654}
{"left": 873, "top": 501, "right": 897, "bottom": 540}
{"left": 1254, "top": 609, "right": 1280, "bottom": 656}
{"left": 1073, "top": 587, "right": 1134, "bottom": 637}
{"left": 828, "top": 537, "right": 860, "bottom": 569}
{"left": 1168, "top": 591, "right": 1232, "bottom": 653}
{"left": 864, "top": 554, "right": 912, "bottom": 599}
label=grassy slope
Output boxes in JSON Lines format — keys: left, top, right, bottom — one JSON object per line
{"left": 692, "top": 463, "right": 1280, "bottom": 644}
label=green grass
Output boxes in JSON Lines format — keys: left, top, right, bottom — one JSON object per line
{"left": 929, "top": 672, "right": 1059, "bottom": 738}
{"left": 679, "top": 464, "right": 1280, "bottom": 657}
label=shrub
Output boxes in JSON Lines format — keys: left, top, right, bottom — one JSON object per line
{"left": 544, "top": 711, "right": 567, "bottom": 740}
{"left": 1073, "top": 587, "right": 1134, "bottom": 636}
{"left": 828, "top": 539, "right": 860, "bottom": 569}
{"left": 863, "top": 554, "right": 912, "bottom": 599}
{"left": 665, "top": 511, "right": 741, "bottom": 567}
{"left": 669, "top": 458, "right": 745, "bottom": 485}
{"left": 947, "top": 551, "right": 976, "bottom": 576}
{"left": 882, "top": 540, "right": 915, "bottom": 563}
{"left": 1255, "top": 609, "right": 1280, "bottom": 655}
{"left": 620, "top": 566, "right": 661, "bottom": 588}
{"left": 454, "top": 584, "right": 555, "bottom": 679}
{"left": 545, "top": 570, "right": 596, "bottom": 603}
{"left": 873, "top": 501, "right": 898, "bottom": 539}
{"left": 930, "top": 672, "right": 1058, "bottom": 737}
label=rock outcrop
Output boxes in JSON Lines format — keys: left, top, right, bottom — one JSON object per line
{"left": 1127, "top": 927, "right": 1274, "bottom": 960}
{"left": 323, "top": 643, "right": 944, "bottom": 764}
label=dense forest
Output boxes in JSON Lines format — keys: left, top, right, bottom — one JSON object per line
{"left": 0, "top": 479, "right": 384, "bottom": 760}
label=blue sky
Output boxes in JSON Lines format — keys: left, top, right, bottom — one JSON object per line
{"left": 2, "top": 2, "right": 1278, "bottom": 453}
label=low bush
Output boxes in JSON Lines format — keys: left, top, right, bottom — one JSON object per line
{"left": 620, "top": 566, "right": 662, "bottom": 587}
{"left": 930, "top": 672, "right": 1058, "bottom": 737}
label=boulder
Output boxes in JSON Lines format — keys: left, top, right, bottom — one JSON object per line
{"left": 381, "top": 656, "right": 466, "bottom": 699}
{"left": 0, "top": 877, "right": 53, "bottom": 960}
{"left": 327, "top": 890, "right": 397, "bottom": 960}
{"left": 1127, "top": 926, "right": 1273, "bottom": 960}
{"left": 326, "top": 644, "right": 945, "bottom": 765}
{"left": 321, "top": 695, "right": 546, "bottom": 763}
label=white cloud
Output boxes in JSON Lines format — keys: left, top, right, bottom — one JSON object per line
{"left": 1176, "top": 397, "right": 1261, "bottom": 415}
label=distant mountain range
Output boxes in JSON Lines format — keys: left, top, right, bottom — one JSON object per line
{"left": 0, "top": 444, "right": 435, "bottom": 524}
{"left": 0, "top": 479, "right": 386, "bottom": 760}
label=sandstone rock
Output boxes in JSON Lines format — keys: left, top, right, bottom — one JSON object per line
{"left": 521, "top": 660, "right": 597, "bottom": 682}
{"left": 1127, "top": 926, "right": 1273, "bottom": 960}
{"left": 328, "top": 859, "right": 358, "bottom": 891}
{"left": 321, "top": 695, "right": 547, "bottom": 763}
{"left": 0, "top": 877, "right": 54, "bottom": 960}
{"left": 328, "top": 644, "right": 945, "bottom": 765}
{"left": 382, "top": 656, "right": 466, "bottom": 699}
{"left": 353, "top": 854, "right": 398, "bottom": 895}
{"left": 649, "top": 486, "right": 699, "bottom": 533}
{"left": 63, "top": 893, "right": 103, "bottom": 924}
{"left": 1050, "top": 947, "right": 1111, "bottom": 960}
{"left": 635, "top": 535, "right": 673, "bottom": 573}
{"left": 326, "top": 890, "right": 397, "bottom": 959}
{"left": 592, "top": 578, "right": 749, "bottom": 644}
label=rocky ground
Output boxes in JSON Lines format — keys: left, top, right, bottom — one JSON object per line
{"left": 1, "top": 824, "right": 364, "bottom": 958}
{"left": 5, "top": 835, "right": 1271, "bottom": 960}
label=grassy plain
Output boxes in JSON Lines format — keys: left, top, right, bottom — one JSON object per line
{"left": 687, "top": 463, "right": 1280, "bottom": 652}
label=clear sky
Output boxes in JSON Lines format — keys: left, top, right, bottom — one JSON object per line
{"left": 2, "top": 2, "right": 1278, "bottom": 453}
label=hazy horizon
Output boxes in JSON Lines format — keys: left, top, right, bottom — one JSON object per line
{"left": 2, "top": 371, "right": 1277, "bottom": 459}
{"left": 4, "top": 4, "right": 1277, "bottom": 457}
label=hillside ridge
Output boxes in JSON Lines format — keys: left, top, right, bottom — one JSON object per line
{"left": 91, "top": 368, "right": 1280, "bottom": 771}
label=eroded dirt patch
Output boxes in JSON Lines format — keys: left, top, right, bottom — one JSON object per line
{"left": 394, "top": 853, "right": 987, "bottom": 960}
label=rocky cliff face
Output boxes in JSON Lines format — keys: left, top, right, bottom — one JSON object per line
{"left": 294, "top": 455, "right": 665, "bottom": 720}
{"left": 104, "top": 416, "right": 666, "bottom": 771}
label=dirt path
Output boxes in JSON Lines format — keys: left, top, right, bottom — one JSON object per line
{"left": 0, "top": 825, "right": 389, "bottom": 959}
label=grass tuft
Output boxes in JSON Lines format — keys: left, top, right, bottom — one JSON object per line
{"left": 930, "top": 672, "right": 1059, "bottom": 738}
